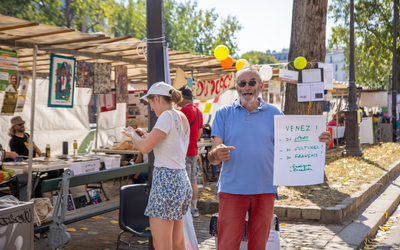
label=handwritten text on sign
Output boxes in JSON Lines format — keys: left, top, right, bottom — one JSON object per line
{"left": 195, "top": 73, "right": 235, "bottom": 100}
{"left": 273, "top": 115, "right": 326, "bottom": 186}
{"left": 70, "top": 160, "right": 100, "bottom": 175}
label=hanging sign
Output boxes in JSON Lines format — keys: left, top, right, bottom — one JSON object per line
{"left": 194, "top": 73, "right": 235, "bottom": 100}
{"left": 278, "top": 69, "right": 298, "bottom": 84}
{"left": 1, "top": 92, "right": 17, "bottom": 115}
{"left": 173, "top": 67, "right": 235, "bottom": 100}
{"left": 0, "top": 48, "right": 18, "bottom": 92}
{"left": 273, "top": 115, "right": 326, "bottom": 186}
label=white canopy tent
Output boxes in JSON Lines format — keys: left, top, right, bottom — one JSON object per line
{"left": 0, "top": 78, "right": 91, "bottom": 155}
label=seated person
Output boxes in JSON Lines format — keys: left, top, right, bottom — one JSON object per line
{"left": 8, "top": 116, "right": 63, "bottom": 198}
{"left": 200, "top": 122, "right": 212, "bottom": 139}
{"left": 372, "top": 114, "right": 379, "bottom": 130}
{"left": 328, "top": 114, "right": 338, "bottom": 126}
{"left": 338, "top": 112, "right": 345, "bottom": 126}
{"left": 0, "top": 144, "right": 18, "bottom": 162}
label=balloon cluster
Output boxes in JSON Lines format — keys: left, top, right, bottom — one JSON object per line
{"left": 214, "top": 45, "right": 234, "bottom": 69}
{"left": 214, "top": 45, "right": 278, "bottom": 82}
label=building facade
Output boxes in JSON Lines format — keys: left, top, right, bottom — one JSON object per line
{"left": 270, "top": 49, "right": 289, "bottom": 63}
{"left": 325, "top": 48, "right": 348, "bottom": 83}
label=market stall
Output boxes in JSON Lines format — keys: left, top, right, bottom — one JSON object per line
{"left": 0, "top": 14, "right": 238, "bottom": 201}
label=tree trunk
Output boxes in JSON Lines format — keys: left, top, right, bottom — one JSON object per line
{"left": 284, "top": 0, "right": 328, "bottom": 115}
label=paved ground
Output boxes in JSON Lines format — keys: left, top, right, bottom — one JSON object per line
{"left": 33, "top": 177, "right": 400, "bottom": 250}
{"left": 366, "top": 204, "right": 400, "bottom": 250}
{"left": 33, "top": 179, "right": 348, "bottom": 250}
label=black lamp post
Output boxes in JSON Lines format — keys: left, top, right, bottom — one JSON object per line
{"left": 343, "top": 0, "right": 363, "bottom": 156}
{"left": 392, "top": 0, "right": 398, "bottom": 142}
{"left": 147, "top": 1, "right": 165, "bottom": 249}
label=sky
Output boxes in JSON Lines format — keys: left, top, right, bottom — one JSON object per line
{"left": 174, "top": 0, "right": 337, "bottom": 55}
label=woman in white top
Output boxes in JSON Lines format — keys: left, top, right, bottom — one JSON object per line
{"left": 122, "top": 82, "right": 192, "bottom": 250}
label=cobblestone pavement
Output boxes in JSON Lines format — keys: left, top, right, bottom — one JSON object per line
{"left": 33, "top": 180, "right": 354, "bottom": 250}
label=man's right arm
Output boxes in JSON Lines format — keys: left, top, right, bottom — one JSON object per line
{"left": 208, "top": 137, "right": 235, "bottom": 164}
{"left": 208, "top": 136, "right": 223, "bottom": 165}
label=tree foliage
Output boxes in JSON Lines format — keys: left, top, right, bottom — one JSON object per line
{"left": 329, "top": 0, "right": 399, "bottom": 87}
{"left": 109, "top": 0, "right": 243, "bottom": 56}
{"left": 1, "top": 0, "right": 242, "bottom": 56}
{"left": 0, "top": 0, "right": 112, "bottom": 32}
{"left": 240, "top": 51, "right": 278, "bottom": 65}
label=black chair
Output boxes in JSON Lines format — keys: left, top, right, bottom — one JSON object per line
{"left": 117, "top": 184, "right": 152, "bottom": 250}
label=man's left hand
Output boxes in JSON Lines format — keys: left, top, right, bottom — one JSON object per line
{"left": 318, "top": 131, "right": 332, "bottom": 150}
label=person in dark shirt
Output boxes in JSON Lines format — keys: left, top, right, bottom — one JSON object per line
{"left": 8, "top": 116, "right": 44, "bottom": 158}
{"left": 8, "top": 116, "right": 61, "bottom": 198}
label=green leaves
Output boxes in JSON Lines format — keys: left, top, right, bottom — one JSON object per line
{"left": 240, "top": 51, "right": 279, "bottom": 65}
{"left": 109, "top": 0, "right": 242, "bottom": 56}
{"left": 2, "top": 0, "right": 242, "bottom": 57}
{"left": 329, "top": 0, "right": 399, "bottom": 87}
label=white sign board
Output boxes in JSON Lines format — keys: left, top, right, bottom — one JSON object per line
{"left": 104, "top": 155, "right": 121, "bottom": 169}
{"left": 274, "top": 115, "right": 326, "bottom": 186}
{"left": 318, "top": 63, "right": 333, "bottom": 90}
{"left": 70, "top": 160, "right": 100, "bottom": 175}
{"left": 278, "top": 69, "right": 298, "bottom": 84}
{"left": 81, "top": 160, "right": 100, "bottom": 174}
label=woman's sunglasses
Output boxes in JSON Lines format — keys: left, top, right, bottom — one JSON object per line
{"left": 237, "top": 79, "right": 257, "bottom": 88}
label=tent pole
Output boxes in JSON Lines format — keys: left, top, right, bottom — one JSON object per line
{"left": 335, "top": 89, "right": 339, "bottom": 147}
{"left": 27, "top": 44, "right": 38, "bottom": 201}
{"left": 95, "top": 94, "right": 100, "bottom": 149}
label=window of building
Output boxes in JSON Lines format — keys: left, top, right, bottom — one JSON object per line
{"left": 330, "top": 56, "right": 332, "bottom": 63}
{"left": 335, "top": 65, "right": 338, "bottom": 71}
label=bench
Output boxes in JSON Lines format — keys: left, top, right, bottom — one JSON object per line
{"left": 34, "top": 162, "right": 148, "bottom": 249}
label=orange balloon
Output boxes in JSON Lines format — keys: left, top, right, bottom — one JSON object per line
{"left": 220, "top": 56, "right": 234, "bottom": 69}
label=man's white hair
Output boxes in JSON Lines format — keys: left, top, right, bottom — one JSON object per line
{"left": 235, "top": 62, "right": 263, "bottom": 84}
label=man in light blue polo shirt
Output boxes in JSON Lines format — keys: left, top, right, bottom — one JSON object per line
{"left": 208, "top": 63, "right": 331, "bottom": 250}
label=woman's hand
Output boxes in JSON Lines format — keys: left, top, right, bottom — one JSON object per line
{"left": 122, "top": 126, "right": 137, "bottom": 139}
{"left": 135, "top": 128, "right": 148, "bottom": 139}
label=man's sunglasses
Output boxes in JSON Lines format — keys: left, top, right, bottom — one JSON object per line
{"left": 16, "top": 123, "right": 24, "bottom": 126}
{"left": 237, "top": 79, "right": 257, "bottom": 88}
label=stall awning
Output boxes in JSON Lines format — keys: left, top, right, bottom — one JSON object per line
{"left": 0, "top": 14, "right": 237, "bottom": 81}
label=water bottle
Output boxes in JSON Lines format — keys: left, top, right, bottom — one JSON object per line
{"left": 73, "top": 140, "right": 78, "bottom": 156}
{"left": 46, "top": 144, "right": 51, "bottom": 158}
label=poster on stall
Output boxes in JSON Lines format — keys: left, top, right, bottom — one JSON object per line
{"left": 127, "top": 90, "right": 148, "bottom": 128}
{"left": 273, "top": 115, "right": 326, "bottom": 186}
{"left": 0, "top": 48, "right": 18, "bottom": 92}
{"left": 93, "top": 63, "right": 112, "bottom": 94}
{"left": 115, "top": 65, "right": 128, "bottom": 103}
{"left": 76, "top": 61, "right": 94, "bottom": 88}
{"left": 18, "top": 76, "right": 29, "bottom": 95}
{"left": 14, "top": 76, "right": 30, "bottom": 113}
{"left": 1, "top": 92, "right": 18, "bottom": 115}
{"left": 14, "top": 94, "right": 26, "bottom": 113}
{"left": 100, "top": 90, "right": 116, "bottom": 112}
{"left": 48, "top": 54, "right": 76, "bottom": 108}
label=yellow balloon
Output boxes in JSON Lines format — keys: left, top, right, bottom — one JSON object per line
{"left": 214, "top": 45, "right": 230, "bottom": 60}
{"left": 235, "top": 59, "right": 248, "bottom": 71}
{"left": 294, "top": 56, "right": 307, "bottom": 70}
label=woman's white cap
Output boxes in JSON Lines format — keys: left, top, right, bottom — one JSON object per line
{"left": 140, "top": 81, "right": 174, "bottom": 102}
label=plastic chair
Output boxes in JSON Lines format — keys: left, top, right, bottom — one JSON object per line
{"left": 116, "top": 184, "right": 152, "bottom": 250}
